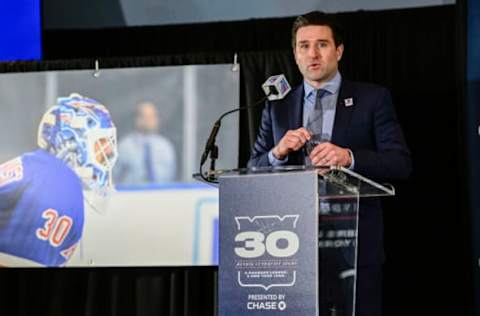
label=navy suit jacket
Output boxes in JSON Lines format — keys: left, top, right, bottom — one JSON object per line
{"left": 248, "top": 80, "right": 411, "bottom": 265}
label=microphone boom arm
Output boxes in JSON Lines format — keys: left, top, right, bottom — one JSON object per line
{"left": 199, "top": 93, "right": 271, "bottom": 182}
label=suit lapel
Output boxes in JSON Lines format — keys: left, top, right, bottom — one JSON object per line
{"left": 331, "top": 80, "right": 355, "bottom": 146}
{"left": 286, "top": 85, "right": 304, "bottom": 165}
{"left": 288, "top": 85, "right": 304, "bottom": 130}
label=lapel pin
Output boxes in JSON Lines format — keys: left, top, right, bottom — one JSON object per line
{"left": 344, "top": 98, "right": 354, "bottom": 107}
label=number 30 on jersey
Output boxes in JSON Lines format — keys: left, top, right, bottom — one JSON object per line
{"left": 36, "top": 209, "right": 73, "bottom": 247}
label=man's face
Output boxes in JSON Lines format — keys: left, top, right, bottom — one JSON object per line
{"left": 294, "top": 25, "right": 344, "bottom": 88}
{"left": 136, "top": 103, "right": 159, "bottom": 134}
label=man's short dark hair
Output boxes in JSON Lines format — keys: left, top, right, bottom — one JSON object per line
{"left": 291, "top": 11, "right": 344, "bottom": 48}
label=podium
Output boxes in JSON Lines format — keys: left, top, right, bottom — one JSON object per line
{"left": 195, "top": 165, "right": 394, "bottom": 316}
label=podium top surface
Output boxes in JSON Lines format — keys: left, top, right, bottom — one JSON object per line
{"left": 193, "top": 165, "right": 394, "bottom": 198}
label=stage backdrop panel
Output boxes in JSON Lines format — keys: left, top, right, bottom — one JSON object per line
{"left": 43, "top": 0, "right": 455, "bottom": 29}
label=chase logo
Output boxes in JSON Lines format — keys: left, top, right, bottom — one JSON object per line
{"left": 246, "top": 294, "right": 288, "bottom": 311}
{"left": 247, "top": 300, "right": 287, "bottom": 311}
{"left": 0, "top": 157, "right": 24, "bottom": 187}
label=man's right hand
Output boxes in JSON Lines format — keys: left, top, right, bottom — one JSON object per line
{"left": 272, "top": 127, "right": 311, "bottom": 160}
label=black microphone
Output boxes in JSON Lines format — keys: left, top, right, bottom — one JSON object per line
{"left": 200, "top": 120, "right": 221, "bottom": 166}
{"left": 199, "top": 74, "right": 292, "bottom": 181}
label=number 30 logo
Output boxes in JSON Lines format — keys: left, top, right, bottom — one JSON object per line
{"left": 234, "top": 230, "right": 299, "bottom": 258}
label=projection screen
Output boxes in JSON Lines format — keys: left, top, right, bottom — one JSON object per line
{"left": 0, "top": 64, "right": 240, "bottom": 267}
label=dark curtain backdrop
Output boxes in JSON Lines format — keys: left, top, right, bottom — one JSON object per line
{"left": 465, "top": 0, "right": 480, "bottom": 313}
{"left": 0, "top": 5, "right": 471, "bottom": 316}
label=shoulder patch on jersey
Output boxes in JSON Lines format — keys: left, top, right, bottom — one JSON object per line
{"left": 0, "top": 157, "right": 24, "bottom": 187}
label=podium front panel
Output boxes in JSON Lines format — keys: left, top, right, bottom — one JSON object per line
{"left": 219, "top": 171, "right": 319, "bottom": 316}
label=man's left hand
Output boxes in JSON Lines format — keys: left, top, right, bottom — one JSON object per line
{"left": 309, "top": 142, "right": 352, "bottom": 167}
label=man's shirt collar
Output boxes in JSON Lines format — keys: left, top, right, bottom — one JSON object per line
{"left": 303, "top": 71, "right": 342, "bottom": 99}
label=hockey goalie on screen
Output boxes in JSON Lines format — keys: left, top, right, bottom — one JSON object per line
{"left": 0, "top": 94, "right": 117, "bottom": 267}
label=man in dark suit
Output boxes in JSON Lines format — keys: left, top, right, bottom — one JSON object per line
{"left": 248, "top": 11, "right": 411, "bottom": 316}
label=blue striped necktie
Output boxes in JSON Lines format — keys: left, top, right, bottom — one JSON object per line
{"left": 304, "top": 89, "right": 329, "bottom": 160}
{"left": 144, "top": 141, "right": 155, "bottom": 183}
{"left": 306, "top": 88, "right": 329, "bottom": 142}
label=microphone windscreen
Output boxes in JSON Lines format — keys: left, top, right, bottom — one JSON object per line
{"left": 262, "top": 74, "right": 291, "bottom": 101}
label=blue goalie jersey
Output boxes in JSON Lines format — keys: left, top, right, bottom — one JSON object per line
{"left": 0, "top": 149, "right": 84, "bottom": 266}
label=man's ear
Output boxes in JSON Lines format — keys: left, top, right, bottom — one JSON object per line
{"left": 336, "top": 44, "right": 344, "bottom": 62}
